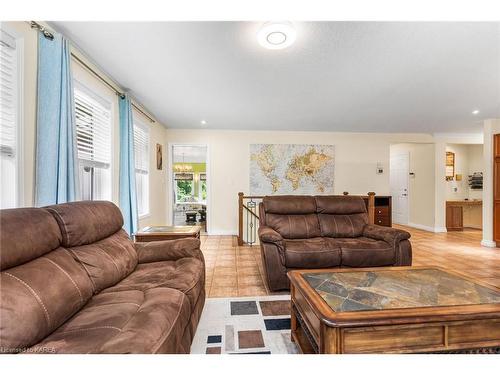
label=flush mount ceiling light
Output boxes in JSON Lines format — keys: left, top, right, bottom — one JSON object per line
{"left": 257, "top": 22, "right": 297, "bottom": 50}
{"left": 472, "top": 110, "right": 480, "bottom": 115}
{"left": 200, "top": 120, "right": 207, "bottom": 125}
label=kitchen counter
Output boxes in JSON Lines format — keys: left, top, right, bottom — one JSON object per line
{"left": 446, "top": 200, "right": 482, "bottom": 231}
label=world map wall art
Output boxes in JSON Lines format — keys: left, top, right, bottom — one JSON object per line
{"left": 250, "top": 144, "right": 335, "bottom": 195}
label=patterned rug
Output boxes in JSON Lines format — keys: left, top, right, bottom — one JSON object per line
{"left": 190, "top": 295, "right": 298, "bottom": 354}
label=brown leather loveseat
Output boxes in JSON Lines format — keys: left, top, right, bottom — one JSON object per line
{"left": 258, "top": 195, "right": 412, "bottom": 291}
{"left": 0, "top": 201, "right": 205, "bottom": 354}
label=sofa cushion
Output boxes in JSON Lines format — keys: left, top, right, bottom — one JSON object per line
{"left": 0, "top": 208, "right": 62, "bottom": 270}
{"left": 0, "top": 248, "right": 94, "bottom": 351}
{"left": 263, "top": 196, "right": 317, "bottom": 214}
{"left": 332, "top": 237, "right": 395, "bottom": 267}
{"left": 29, "top": 288, "right": 191, "bottom": 354}
{"left": 267, "top": 213, "right": 321, "bottom": 239}
{"left": 45, "top": 201, "right": 124, "bottom": 247}
{"left": 315, "top": 196, "right": 367, "bottom": 214}
{"left": 284, "top": 238, "right": 341, "bottom": 268}
{"left": 101, "top": 258, "right": 205, "bottom": 309}
{"left": 67, "top": 229, "right": 138, "bottom": 293}
{"left": 318, "top": 213, "right": 368, "bottom": 238}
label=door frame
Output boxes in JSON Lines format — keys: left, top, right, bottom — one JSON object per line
{"left": 390, "top": 151, "right": 410, "bottom": 225}
{"left": 167, "top": 142, "right": 211, "bottom": 234}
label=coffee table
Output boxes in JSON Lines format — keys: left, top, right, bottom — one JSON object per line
{"left": 288, "top": 266, "right": 500, "bottom": 354}
{"left": 135, "top": 225, "right": 201, "bottom": 242}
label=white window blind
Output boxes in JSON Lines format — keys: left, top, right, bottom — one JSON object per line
{"left": 134, "top": 123, "right": 149, "bottom": 174}
{"left": 0, "top": 29, "right": 19, "bottom": 209}
{"left": 134, "top": 122, "right": 149, "bottom": 217}
{"left": 75, "top": 87, "right": 111, "bottom": 169}
{"left": 0, "top": 31, "right": 17, "bottom": 159}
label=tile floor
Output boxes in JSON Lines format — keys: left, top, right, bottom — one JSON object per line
{"left": 200, "top": 226, "right": 500, "bottom": 298}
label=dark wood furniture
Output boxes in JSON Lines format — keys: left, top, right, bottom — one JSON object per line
{"left": 362, "top": 195, "right": 392, "bottom": 227}
{"left": 446, "top": 200, "right": 482, "bottom": 231}
{"left": 494, "top": 134, "right": 500, "bottom": 245}
{"left": 135, "top": 225, "right": 201, "bottom": 242}
{"left": 289, "top": 266, "right": 500, "bottom": 354}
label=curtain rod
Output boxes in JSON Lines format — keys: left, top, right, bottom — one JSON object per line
{"left": 29, "top": 21, "right": 54, "bottom": 40}
{"left": 71, "top": 53, "right": 155, "bottom": 124}
{"left": 29, "top": 21, "right": 156, "bottom": 124}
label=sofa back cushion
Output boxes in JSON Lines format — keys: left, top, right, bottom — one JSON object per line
{"left": 68, "top": 229, "right": 138, "bottom": 292}
{"left": 263, "top": 196, "right": 321, "bottom": 239}
{"left": 0, "top": 208, "right": 62, "bottom": 270}
{"left": 266, "top": 213, "right": 321, "bottom": 239}
{"left": 45, "top": 201, "right": 124, "bottom": 247}
{"left": 263, "top": 196, "right": 317, "bottom": 215}
{"left": 45, "top": 201, "right": 138, "bottom": 292}
{"left": 315, "top": 196, "right": 368, "bottom": 238}
{"left": 0, "top": 208, "right": 94, "bottom": 351}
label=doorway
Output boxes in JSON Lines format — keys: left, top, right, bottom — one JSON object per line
{"left": 390, "top": 152, "right": 410, "bottom": 225}
{"left": 171, "top": 145, "right": 208, "bottom": 233}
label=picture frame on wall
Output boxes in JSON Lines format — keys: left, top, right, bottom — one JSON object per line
{"left": 156, "top": 144, "right": 163, "bottom": 170}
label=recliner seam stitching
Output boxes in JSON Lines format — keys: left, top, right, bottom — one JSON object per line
{"left": 43, "top": 257, "right": 84, "bottom": 305}
{"left": 4, "top": 272, "right": 51, "bottom": 328}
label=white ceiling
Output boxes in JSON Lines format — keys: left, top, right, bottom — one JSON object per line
{"left": 52, "top": 21, "right": 500, "bottom": 134}
{"left": 173, "top": 145, "right": 207, "bottom": 163}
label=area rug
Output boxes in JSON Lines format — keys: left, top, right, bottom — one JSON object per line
{"left": 190, "top": 295, "right": 298, "bottom": 354}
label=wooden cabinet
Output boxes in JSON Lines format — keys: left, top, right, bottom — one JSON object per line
{"left": 494, "top": 134, "right": 500, "bottom": 245}
{"left": 374, "top": 196, "right": 392, "bottom": 227}
{"left": 446, "top": 200, "right": 482, "bottom": 231}
{"left": 446, "top": 204, "right": 463, "bottom": 231}
{"left": 363, "top": 196, "right": 392, "bottom": 227}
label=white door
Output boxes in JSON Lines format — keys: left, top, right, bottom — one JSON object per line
{"left": 390, "top": 152, "right": 409, "bottom": 225}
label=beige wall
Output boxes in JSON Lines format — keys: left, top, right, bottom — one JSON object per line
{"left": 390, "top": 143, "right": 436, "bottom": 230}
{"left": 482, "top": 119, "right": 500, "bottom": 246}
{"left": 4, "top": 21, "right": 167, "bottom": 228}
{"left": 445, "top": 144, "right": 483, "bottom": 201}
{"left": 164, "top": 129, "right": 433, "bottom": 234}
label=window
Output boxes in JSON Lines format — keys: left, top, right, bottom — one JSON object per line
{"left": 174, "top": 172, "right": 194, "bottom": 202}
{"left": 199, "top": 173, "right": 207, "bottom": 201}
{"left": 0, "top": 30, "right": 20, "bottom": 208}
{"left": 74, "top": 84, "right": 112, "bottom": 201}
{"left": 134, "top": 121, "right": 149, "bottom": 217}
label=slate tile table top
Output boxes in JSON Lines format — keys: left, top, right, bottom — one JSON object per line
{"left": 303, "top": 268, "right": 500, "bottom": 313}
{"left": 288, "top": 266, "right": 500, "bottom": 354}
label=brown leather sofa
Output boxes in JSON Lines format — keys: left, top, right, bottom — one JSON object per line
{"left": 0, "top": 201, "right": 205, "bottom": 354}
{"left": 258, "top": 195, "right": 412, "bottom": 291}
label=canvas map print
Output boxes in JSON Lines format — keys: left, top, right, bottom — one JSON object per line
{"left": 250, "top": 144, "right": 335, "bottom": 195}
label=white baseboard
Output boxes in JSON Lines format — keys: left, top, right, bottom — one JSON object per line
{"left": 433, "top": 226, "right": 448, "bottom": 233}
{"left": 480, "top": 239, "right": 497, "bottom": 248}
{"left": 207, "top": 230, "right": 237, "bottom": 236}
{"left": 406, "top": 222, "right": 446, "bottom": 233}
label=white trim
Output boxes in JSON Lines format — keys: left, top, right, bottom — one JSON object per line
{"left": 168, "top": 143, "right": 211, "bottom": 234}
{"left": 480, "top": 239, "right": 497, "bottom": 248}
{"left": 207, "top": 230, "right": 237, "bottom": 236}
{"left": 406, "top": 222, "right": 447, "bottom": 233}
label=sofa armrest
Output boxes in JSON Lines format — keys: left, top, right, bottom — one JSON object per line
{"left": 363, "top": 224, "right": 411, "bottom": 246}
{"left": 134, "top": 238, "right": 204, "bottom": 264}
{"left": 258, "top": 226, "right": 283, "bottom": 244}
